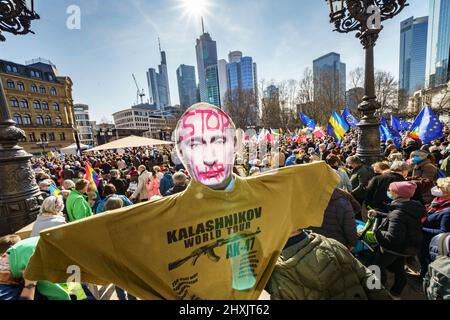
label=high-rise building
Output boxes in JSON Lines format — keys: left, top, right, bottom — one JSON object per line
{"left": 313, "top": 52, "right": 346, "bottom": 107}
{"left": 195, "top": 26, "right": 219, "bottom": 106}
{"left": 74, "top": 104, "right": 94, "bottom": 146}
{"left": 345, "top": 87, "right": 365, "bottom": 112}
{"left": 146, "top": 41, "right": 171, "bottom": 110}
{"left": 225, "top": 54, "right": 257, "bottom": 93}
{"left": 426, "top": 0, "right": 450, "bottom": 88}
{"left": 264, "top": 85, "right": 279, "bottom": 100}
{"left": 217, "top": 59, "right": 228, "bottom": 108}
{"left": 228, "top": 51, "right": 243, "bottom": 63}
{"left": 0, "top": 58, "right": 76, "bottom": 154}
{"left": 399, "top": 16, "right": 429, "bottom": 96}
{"left": 176, "top": 64, "right": 198, "bottom": 109}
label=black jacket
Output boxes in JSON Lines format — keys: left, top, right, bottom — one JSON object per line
{"left": 365, "top": 172, "right": 405, "bottom": 212}
{"left": 349, "top": 165, "right": 372, "bottom": 204}
{"left": 375, "top": 200, "right": 426, "bottom": 255}
{"left": 164, "top": 185, "right": 187, "bottom": 196}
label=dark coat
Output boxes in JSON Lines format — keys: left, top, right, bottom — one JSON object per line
{"left": 61, "top": 169, "right": 74, "bottom": 180}
{"left": 164, "top": 185, "right": 187, "bottom": 196}
{"left": 375, "top": 200, "right": 426, "bottom": 255}
{"left": 309, "top": 189, "right": 357, "bottom": 247}
{"left": 350, "top": 165, "right": 372, "bottom": 204}
{"left": 365, "top": 172, "right": 405, "bottom": 211}
{"left": 423, "top": 207, "right": 450, "bottom": 240}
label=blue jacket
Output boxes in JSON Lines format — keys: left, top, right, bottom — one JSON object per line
{"left": 160, "top": 172, "right": 174, "bottom": 195}
{"left": 96, "top": 194, "right": 133, "bottom": 214}
{"left": 285, "top": 155, "right": 297, "bottom": 167}
{"left": 423, "top": 207, "right": 450, "bottom": 238}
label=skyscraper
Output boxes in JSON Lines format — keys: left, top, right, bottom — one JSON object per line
{"left": 217, "top": 59, "right": 228, "bottom": 108}
{"left": 313, "top": 52, "right": 346, "bottom": 107}
{"left": 176, "top": 64, "right": 198, "bottom": 110}
{"left": 146, "top": 40, "right": 171, "bottom": 110}
{"left": 426, "top": 0, "right": 450, "bottom": 88}
{"left": 399, "top": 16, "right": 429, "bottom": 96}
{"left": 195, "top": 25, "right": 220, "bottom": 106}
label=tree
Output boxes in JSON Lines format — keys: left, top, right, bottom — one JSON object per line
{"left": 223, "top": 88, "right": 258, "bottom": 129}
{"left": 374, "top": 70, "right": 398, "bottom": 115}
{"left": 349, "top": 67, "right": 364, "bottom": 88}
{"left": 313, "top": 68, "right": 345, "bottom": 125}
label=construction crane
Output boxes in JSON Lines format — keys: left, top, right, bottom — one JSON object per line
{"left": 132, "top": 73, "right": 146, "bottom": 105}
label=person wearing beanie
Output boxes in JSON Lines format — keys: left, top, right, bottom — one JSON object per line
{"left": 410, "top": 150, "right": 438, "bottom": 204}
{"left": 368, "top": 181, "right": 426, "bottom": 299}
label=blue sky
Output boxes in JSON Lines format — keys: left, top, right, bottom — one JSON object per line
{"left": 1, "top": 0, "right": 429, "bottom": 122}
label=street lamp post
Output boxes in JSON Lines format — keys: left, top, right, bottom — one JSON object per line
{"left": 325, "top": 0, "right": 408, "bottom": 165}
{"left": 0, "top": 0, "right": 41, "bottom": 236}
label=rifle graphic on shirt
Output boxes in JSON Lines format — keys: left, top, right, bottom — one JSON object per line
{"left": 168, "top": 228, "right": 261, "bottom": 271}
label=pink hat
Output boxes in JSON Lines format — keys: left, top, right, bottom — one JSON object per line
{"left": 389, "top": 181, "right": 417, "bottom": 199}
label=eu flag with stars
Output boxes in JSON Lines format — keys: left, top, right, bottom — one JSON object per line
{"left": 299, "top": 112, "right": 316, "bottom": 129}
{"left": 410, "top": 106, "right": 443, "bottom": 144}
{"left": 391, "top": 115, "right": 403, "bottom": 131}
{"left": 341, "top": 107, "right": 359, "bottom": 128}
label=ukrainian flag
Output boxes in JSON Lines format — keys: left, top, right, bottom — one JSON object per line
{"left": 328, "top": 112, "right": 349, "bottom": 144}
{"left": 49, "top": 184, "right": 61, "bottom": 197}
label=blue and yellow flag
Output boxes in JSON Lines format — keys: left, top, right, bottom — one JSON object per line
{"left": 328, "top": 112, "right": 349, "bottom": 144}
{"left": 49, "top": 184, "right": 61, "bottom": 197}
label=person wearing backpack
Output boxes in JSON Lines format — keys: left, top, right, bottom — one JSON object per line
{"left": 423, "top": 232, "right": 450, "bottom": 300}
{"left": 368, "top": 181, "right": 426, "bottom": 299}
{"left": 419, "top": 178, "right": 450, "bottom": 277}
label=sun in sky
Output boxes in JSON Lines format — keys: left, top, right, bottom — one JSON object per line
{"left": 176, "top": 0, "right": 213, "bottom": 21}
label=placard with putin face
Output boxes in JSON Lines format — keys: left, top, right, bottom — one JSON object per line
{"left": 175, "top": 103, "right": 237, "bottom": 189}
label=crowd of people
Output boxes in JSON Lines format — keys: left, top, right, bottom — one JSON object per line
{"left": 1, "top": 119, "right": 450, "bottom": 300}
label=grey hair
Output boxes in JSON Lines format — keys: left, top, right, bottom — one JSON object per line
{"left": 390, "top": 161, "right": 410, "bottom": 172}
{"left": 40, "top": 196, "right": 64, "bottom": 215}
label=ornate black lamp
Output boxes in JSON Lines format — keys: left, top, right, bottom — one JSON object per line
{"left": 325, "top": 0, "right": 408, "bottom": 165}
{"left": 0, "top": 0, "right": 41, "bottom": 236}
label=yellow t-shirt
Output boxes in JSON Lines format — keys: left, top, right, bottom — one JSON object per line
{"left": 25, "top": 162, "right": 339, "bottom": 300}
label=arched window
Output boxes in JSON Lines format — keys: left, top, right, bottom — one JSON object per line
{"left": 23, "top": 114, "right": 32, "bottom": 125}
{"left": 6, "top": 65, "right": 12, "bottom": 72}
{"left": 39, "top": 86, "right": 46, "bottom": 94}
{"left": 10, "top": 98, "right": 19, "bottom": 108}
{"left": 36, "top": 115, "right": 44, "bottom": 126}
{"left": 33, "top": 100, "right": 41, "bottom": 109}
{"left": 44, "top": 115, "right": 52, "bottom": 126}
{"left": 6, "top": 80, "right": 14, "bottom": 89}
{"left": 13, "top": 114, "right": 22, "bottom": 125}
{"left": 19, "top": 100, "right": 28, "bottom": 108}
{"left": 53, "top": 103, "right": 60, "bottom": 111}
{"left": 31, "top": 84, "right": 38, "bottom": 93}
{"left": 55, "top": 116, "right": 62, "bottom": 126}
{"left": 50, "top": 88, "right": 57, "bottom": 96}
{"left": 17, "top": 82, "right": 25, "bottom": 91}
{"left": 42, "top": 101, "right": 49, "bottom": 110}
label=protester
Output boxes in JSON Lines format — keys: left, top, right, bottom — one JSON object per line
{"left": 146, "top": 172, "right": 161, "bottom": 199}
{"left": 164, "top": 172, "right": 188, "bottom": 196}
{"left": 109, "top": 169, "right": 128, "bottom": 196}
{"left": 326, "top": 154, "right": 352, "bottom": 192}
{"left": 130, "top": 165, "right": 150, "bottom": 203}
{"left": 31, "top": 196, "right": 66, "bottom": 237}
{"left": 96, "top": 184, "right": 133, "bottom": 214}
{"left": 346, "top": 156, "right": 372, "bottom": 204}
{"left": 66, "top": 179, "right": 93, "bottom": 222}
{"left": 159, "top": 168, "right": 174, "bottom": 195}
{"left": 410, "top": 150, "right": 438, "bottom": 204}
{"left": 38, "top": 180, "right": 52, "bottom": 200}
{"left": 369, "top": 181, "right": 426, "bottom": 299}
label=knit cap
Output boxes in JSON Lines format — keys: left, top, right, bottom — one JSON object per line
{"left": 389, "top": 181, "right": 417, "bottom": 199}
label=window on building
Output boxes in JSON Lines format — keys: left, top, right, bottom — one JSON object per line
{"left": 20, "top": 100, "right": 29, "bottom": 108}
{"left": 36, "top": 115, "right": 44, "bottom": 126}
{"left": 29, "top": 133, "right": 36, "bottom": 142}
{"left": 53, "top": 103, "right": 60, "bottom": 111}
{"left": 10, "top": 98, "right": 19, "bottom": 108}
{"left": 48, "top": 133, "right": 55, "bottom": 141}
{"left": 42, "top": 102, "right": 49, "bottom": 110}
{"left": 55, "top": 117, "right": 62, "bottom": 126}
{"left": 6, "top": 80, "right": 14, "bottom": 89}
{"left": 33, "top": 101, "right": 41, "bottom": 109}
{"left": 59, "top": 132, "right": 66, "bottom": 141}
{"left": 23, "top": 114, "right": 32, "bottom": 125}
{"left": 12, "top": 66, "right": 18, "bottom": 73}
{"left": 48, "top": 74, "right": 54, "bottom": 81}
{"left": 50, "top": 88, "right": 57, "bottom": 96}
{"left": 6, "top": 65, "right": 12, "bottom": 72}
{"left": 31, "top": 84, "right": 38, "bottom": 93}
{"left": 17, "top": 82, "right": 25, "bottom": 91}
{"left": 39, "top": 86, "right": 46, "bottom": 94}
{"left": 44, "top": 116, "right": 52, "bottom": 126}
{"left": 31, "top": 70, "right": 41, "bottom": 78}
{"left": 40, "top": 133, "right": 47, "bottom": 141}
{"left": 13, "top": 114, "right": 22, "bottom": 125}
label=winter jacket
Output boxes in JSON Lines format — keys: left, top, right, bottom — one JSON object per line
{"left": 334, "top": 168, "right": 352, "bottom": 192}
{"left": 365, "top": 171, "right": 405, "bottom": 211}
{"left": 61, "top": 169, "right": 74, "bottom": 181}
{"left": 349, "top": 165, "right": 372, "bottom": 204}
{"left": 412, "top": 159, "right": 437, "bottom": 204}
{"left": 31, "top": 214, "right": 66, "bottom": 237}
{"left": 309, "top": 189, "right": 357, "bottom": 247}
{"left": 96, "top": 194, "right": 134, "bottom": 214}
{"left": 66, "top": 189, "right": 93, "bottom": 222}
{"left": 266, "top": 233, "right": 390, "bottom": 300}
{"left": 164, "top": 185, "right": 187, "bottom": 196}
{"left": 423, "top": 203, "right": 450, "bottom": 241}
{"left": 109, "top": 177, "right": 128, "bottom": 196}
{"left": 160, "top": 172, "right": 174, "bottom": 195}
{"left": 375, "top": 199, "right": 426, "bottom": 255}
